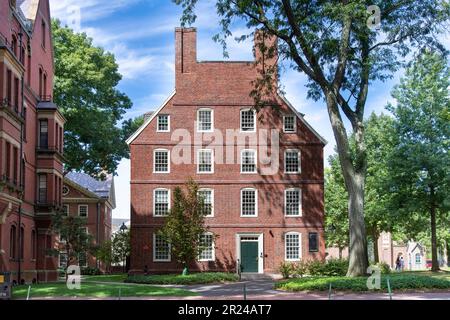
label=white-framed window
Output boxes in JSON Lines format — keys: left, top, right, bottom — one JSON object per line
{"left": 285, "top": 232, "right": 301, "bottom": 261}
{"left": 240, "top": 109, "right": 256, "bottom": 132}
{"left": 285, "top": 188, "right": 302, "bottom": 217}
{"left": 153, "top": 189, "right": 170, "bottom": 217}
{"left": 283, "top": 115, "right": 296, "bottom": 133}
{"left": 241, "top": 188, "right": 258, "bottom": 217}
{"left": 78, "top": 205, "right": 88, "bottom": 217}
{"left": 153, "top": 233, "right": 171, "bottom": 262}
{"left": 78, "top": 251, "right": 88, "bottom": 267}
{"left": 62, "top": 185, "right": 70, "bottom": 196}
{"left": 63, "top": 204, "right": 69, "bottom": 216}
{"left": 154, "top": 149, "right": 170, "bottom": 173}
{"left": 415, "top": 253, "right": 421, "bottom": 264}
{"left": 241, "top": 149, "right": 257, "bottom": 173}
{"left": 59, "top": 252, "right": 68, "bottom": 268}
{"left": 197, "top": 149, "right": 213, "bottom": 173}
{"left": 285, "top": 149, "right": 301, "bottom": 173}
{"left": 198, "top": 233, "right": 215, "bottom": 261}
{"left": 197, "top": 108, "right": 213, "bottom": 132}
{"left": 198, "top": 188, "right": 214, "bottom": 217}
{"left": 157, "top": 114, "right": 170, "bottom": 132}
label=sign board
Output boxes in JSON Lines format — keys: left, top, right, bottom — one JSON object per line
{"left": 0, "top": 275, "right": 4, "bottom": 284}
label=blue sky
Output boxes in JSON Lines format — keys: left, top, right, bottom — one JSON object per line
{"left": 50, "top": 0, "right": 449, "bottom": 220}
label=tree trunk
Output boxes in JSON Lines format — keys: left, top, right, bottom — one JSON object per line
{"left": 373, "top": 232, "right": 380, "bottom": 264}
{"left": 446, "top": 241, "right": 450, "bottom": 267}
{"left": 430, "top": 186, "right": 439, "bottom": 272}
{"left": 325, "top": 92, "right": 369, "bottom": 277}
{"left": 339, "top": 247, "right": 343, "bottom": 259}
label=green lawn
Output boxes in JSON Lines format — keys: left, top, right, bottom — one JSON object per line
{"left": 276, "top": 270, "right": 450, "bottom": 292}
{"left": 12, "top": 282, "right": 196, "bottom": 299}
{"left": 83, "top": 274, "right": 128, "bottom": 283}
{"left": 127, "top": 272, "right": 239, "bottom": 285}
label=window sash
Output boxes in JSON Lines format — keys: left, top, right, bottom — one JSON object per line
{"left": 241, "top": 189, "right": 257, "bottom": 216}
{"left": 154, "top": 190, "right": 169, "bottom": 216}
{"left": 198, "top": 233, "right": 214, "bottom": 261}
{"left": 157, "top": 115, "right": 169, "bottom": 131}
{"left": 38, "top": 174, "right": 47, "bottom": 203}
{"left": 154, "top": 150, "right": 169, "bottom": 172}
{"left": 284, "top": 115, "right": 296, "bottom": 132}
{"left": 285, "top": 189, "right": 301, "bottom": 216}
{"left": 154, "top": 234, "right": 171, "bottom": 261}
{"left": 285, "top": 150, "right": 300, "bottom": 173}
{"left": 198, "top": 190, "right": 213, "bottom": 216}
{"left": 198, "top": 110, "right": 212, "bottom": 131}
{"left": 241, "top": 150, "right": 257, "bottom": 173}
{"left": 78, "top": 205, "right": 88, "bottom": 217}
{"left": 240, "top": 110, "right": 255, "bottom": 131}
{"left": 198, "top": 150, "right": 213, "bottom": 173}
{"left": 285, "top": 233, "right": 301, "bottom": 261}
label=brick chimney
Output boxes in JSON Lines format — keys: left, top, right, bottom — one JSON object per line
{"left": 175, "top": 28, "right": 197, "bottom": 75}
{"left": 254, "top": 29, "right": 278, "bottom": 74}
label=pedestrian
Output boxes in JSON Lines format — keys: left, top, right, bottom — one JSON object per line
{"left": 395, "top": 256, "right": 401, "bottom": 271}
{"left": 400, "top": 256, "right": 405, "bottom": 271}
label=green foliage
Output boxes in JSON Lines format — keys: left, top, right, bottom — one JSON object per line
{"left": 372, "top": 262, "right": 391, "bottom": 275}
{"left": 292, "top": 261, "right": 309, "bottom": 278}
{"left": 279, "top": 262, "right": 293, "bottom": 279}
{"left": 111, "top": 230, "right": 130, "bottom": 265}
{"left": 160, "top": 179, "right": 211, "bottom": 272}
{"left": 386, "top": 51, "right": 450, "bottom": 270}
{"left": 279, "top": 259, "right": 349, "bottom": 278}
{"left": 94, "top": 240, "right": 112, "bottom": 269}
{"left": 81, "top": 267, "right": 102, "bottom": 276}
{"left": 276, "top": 272, "right": 450, "bottom": 292}
{"left": 126, "top": 272, "right": 238, "bottom": 285}
{"left": 52, "top": 20, "right": 141, "bottom": 177}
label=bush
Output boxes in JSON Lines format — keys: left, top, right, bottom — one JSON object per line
{"left": 81, "top": 267, "right": 102, "bottom": 275}
{"left": 292, "top": 261, "right": 308, "bottom": 278}
{"left": 374, "top": 262, "right": 391, "bottom": 274}
{"left": 279, "top": 262, "right": 293, "bottom": 279}
{"left": 320, "top": 259, "right": 349, "bottom": 276}
{"left": 126, "top": 272, "right": 239, "bottom": 285}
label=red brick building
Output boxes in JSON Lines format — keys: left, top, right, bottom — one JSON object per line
{"left": 127, "top": 28, "right": 326, "bottom": 274}
{"left": 62, "top": 172, "right": 115, "bottom": 272}
{"left": 0, "top": 0, "right": 64, "bottom": 283}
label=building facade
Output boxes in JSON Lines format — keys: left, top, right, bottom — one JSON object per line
{"left": 0, "top": 0, "right": 64, "bottom": 283}
{"left": 128, "top": 28, "right": 326, "bottom": 274}
{"left": 62, "top": 172, "right": 115, "bottom": 272}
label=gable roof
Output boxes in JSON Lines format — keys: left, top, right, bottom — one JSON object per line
{"left": 18, "top": 0, "right": 40, "bottom": 23}
{"left": 65, "top": 172, "right": 116, "bottom": 208}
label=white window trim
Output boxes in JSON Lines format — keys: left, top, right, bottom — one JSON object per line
{"left": 153, "top": 233, "right": 171, "bottom": 262}
{"left": 153, "top": 188, "right": 171, "bottom": 217}
{"left": 198, "top": 188, "right": 214, "bottom": 217}
{"left": 283, "top": 114, "right": 297, "bottom": 133}
{"left": 197, "top": 108, "right": 214, "bottom": 133}
{"left": 58, "top": 251, "right": 67, "bottom": 268}
{"left": 284, "top": 149, "right": 301, "bottom": 174}
{"left": 78, "top": 251, "right": 88, "bottom": 267}
{"left": 240, "top": 108, "right": 256, "bottom": 133}
{"left": 284, "top": 188, "right": 302, "bottom": 217}
{"left": 197, "top": 149, "right": 214, "bottom": 174}
{"left": 153, "top": 149, "right": 170, "bottom": 173}
{"left": 63, "top": 204, "right": 70, "bottom": 216}
{"left": 78, "top": 204, "right": 88, "bottom": 217}
{"left": 285, "top": 232, "right": 302, "bottom": 262}
{"left": 240, "top": 188, "right": 258, "bottom": 218}
{"left": 240, "top": 149, "right": 257, "bottom": 174}
{"left": 157, "top": 114, "right": 171, "bottom": 132}
{"left": 198, "top": 232, "right": 215, "bottom": 262}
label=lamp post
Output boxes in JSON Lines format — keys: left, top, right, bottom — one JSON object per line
{"left": 119, "top": 223, "right": 128, "bottom": 273}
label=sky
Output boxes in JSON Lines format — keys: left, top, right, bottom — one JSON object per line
{"left": 50, "top": 0, "right": 450, "bottom": 220}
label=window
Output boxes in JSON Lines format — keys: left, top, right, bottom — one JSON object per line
{"left": 38, "top": 68, "right": 43, "bottom": 97}
{"left": 197, "top": 149, "right": 213, "bottom": 173}
{"left": 14, "top": 77, "right": 19, "bottom": 111}
{"left": 198, "top": 189, "right": 213, "bottom": 217}
{"left": 197, "top": 109, "right": 213, "bottom": 132}
{"left": 285, "top": 232, "right": 301, "bottom": 261}
{"left": 415, "top": 253, "right": 421, "bottom": 264}
{"left": 63, "top": 204, "right": 69, "bottom": 216}
{"left": 59, "top": 252, "right": 68, "bottom": 268}
{"left": 283, "top": 115, "right": 296, "bottom": 133}
{"left": 6, "top": 70, "right": 12, "bottom": 105}
{"left": 31, "top": 230, "right": 36, "bottom": 260}
{"left": 23, "top": 107, "right": 27, "bottom": 141}
{"left": 38, "top": 174, "right": 47, "bottom": 203}
{"left": 157, "top": 114, "right": 170, "bottom": 132}
{"left": 154, "top": 189, "right": 170, "bottom": 217}
{"left": 78, "top": 252, "right": 87, "bottom": 267}
{"left": 10, "top": 225, "right": 16, "bottom": 259}
{"left": 13, "top": 146, "right": 18, "bottom": 185}
{"left": 20, "top": 227, "right": 24, "bottom": 260}
{"left": 240, "top": 109, "right": 256, "bottom": 132}
{"left": 241, "top": 188, "right": 257, "bottom": 217}
{"left": 309, "top": 233, "right": 319, "bottom": 252}
{"left": 39, "top": 119, "right": 48, "bottom": 148}
{"left": 285, "top": 150, "right": 300, "bottom": 173}
{"left": 11, "top": 35, "right": 17, "bottom": 56}
{"left": 5, "top": 142, "right": 11, "bottom": 181}
{"left": 41, "top": 20, "right": 46, "bottom": 48}
{"left": 78, "top": 205, "right": 88, "bottom": 217}
{"left": 153, "top": 234, "right": 171, "bottom": 262}
{"left": 241, "top": 150, "right": 257, "bottom": 173}
{"left": 198, "top": 233, "right": 214, "bottom": 261}
{"left": 154, "top": 149, "right": 170, "bottom": 173}
{"left": 285, "top": 189, "right": 302, "bottom": 217}
{"left": 62, "top": 185, "right": 70, "bottom": 196}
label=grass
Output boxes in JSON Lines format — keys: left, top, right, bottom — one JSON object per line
{"left": 12, "top": 282, "right": 196, "bottom": 299}
{"left": 276, "top": 270, "right": 450, "bottom": 292}
{"left": 83, "top": 274, "right": 128, "bottom": 283}
{"left": 126, "top": 272, "right": 239, "bottom": 285}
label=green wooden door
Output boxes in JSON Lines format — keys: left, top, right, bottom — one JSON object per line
{"left": 241, "top": 241, "right": 259, "bottom": 273}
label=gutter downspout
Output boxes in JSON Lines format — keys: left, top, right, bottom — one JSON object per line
{"left": 96, "top": 201, "right": 100, "bottom": 269}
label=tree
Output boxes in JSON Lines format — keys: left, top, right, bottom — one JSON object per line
{"left": 174, "top": 0, "right": 449, "bottom": 276}
{"left": 160, "top": 179, "right": 211, "bottom": 274}
{"left": 111, "top": 229, "right": 131, "bottom": 272}
{"left": 94, "top": 240, "right": 113, "bottom": 273}
{"left": 52, "top": 20, "right": 141, "bottom": 177}
{"left": 51, "top": 214, "right": 94, "bottom": 279}
{"left": 325, "top": 113, "right": 396, "bottom": 262}
{"left": 387, "top": 51, "right": 450, "bottom": 272}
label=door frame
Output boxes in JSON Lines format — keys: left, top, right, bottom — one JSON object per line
{"left": 236, "top": 233, "right": 264, "bottom": 274}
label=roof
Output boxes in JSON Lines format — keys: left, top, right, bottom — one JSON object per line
{"left": 65, "top": 172, "right": 116, "bottom": 208}
{"left": 18, "top": 0, "right": 40, "bottom": 23}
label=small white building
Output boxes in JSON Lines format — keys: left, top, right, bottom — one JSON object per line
{"left": 407, "top": 242, "right": 427, "bottom": 271}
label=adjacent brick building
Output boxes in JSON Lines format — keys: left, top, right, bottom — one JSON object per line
{"left": 61, "top": 172, "right": 115, "bottom": 272}
{"left": 127, "top": 28, "right": 326, "bottom": 274}
{"left": 0, "top": 0, "right": 64, "bottom": 283}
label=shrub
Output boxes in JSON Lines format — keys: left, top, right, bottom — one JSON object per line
{"left": 321, "top": 259, "right": 349, "bottom": 276}
{"left": 372, "top": 262, "right": 391, "bottom": 274}
{"left": 81, "top": 267, "right": 102, "bottom": 275}
{"left": 126, "top": 272, "right": 238, "bottom": 285}
{"left": 292, "top": 261, "right": 308, "bottom": 278}
{"left": 306, "top": 260, "right": 326, "bottom": 276}
{"left": 279, "top": 262, "right": 293, "bottom": 279}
